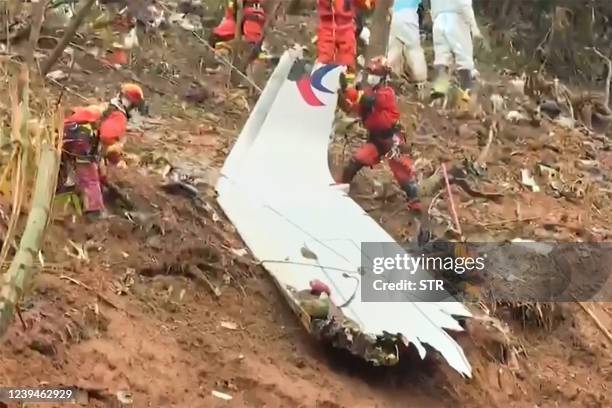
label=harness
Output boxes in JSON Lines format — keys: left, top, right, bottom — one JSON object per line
{"left": 361, "top": 82, "right": 403, "bottom": 159}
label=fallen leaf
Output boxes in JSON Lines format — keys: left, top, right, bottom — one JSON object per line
{"left": 116, "top": 390, "right": 133, "bottom": 404}
{"left": 520, "top": 169, "right": 540, "bottom": 192}
{"left": 220, "top": 321, "right": 238, "bottom": 330}
{"left": 211, "top": 390, "right": 233, "bottom": 401}
{"left": 46, "top": 70, "right": 68, "bottom": 81}
{"left": 301, "top": 245, "right": 318, "bottom": 260}
{"left": 230, "top": 247, "right": 248, "bottom": 257}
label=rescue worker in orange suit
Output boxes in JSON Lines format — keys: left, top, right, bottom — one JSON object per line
{"left": 336, "top": 57, "right": 422, "bottom": 211}
{"left": 316, "top": 0, "right": 374, "bottom": 86}
{"left": 60, "top": 83, "right": 147, "bottom": 220}
{"left": 209, "top": 0, "right": 266, "bottom": 61}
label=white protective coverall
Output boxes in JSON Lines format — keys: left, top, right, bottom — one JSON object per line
{"left": 388, "top": 0, "right": 427, "bottom": 81}
{"left": 431, "top": 0, "right": 480, "bottom": 72}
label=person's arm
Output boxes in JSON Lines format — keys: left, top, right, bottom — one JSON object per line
{"left": 98, "top": 111, "right": 128, "bottom": 146}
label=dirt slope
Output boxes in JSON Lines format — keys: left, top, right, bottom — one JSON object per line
{"left": 1, "top": 9, "right": 611, "bottom": 408}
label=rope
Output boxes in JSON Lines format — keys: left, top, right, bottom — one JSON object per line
{"left": 191, "top": 30, "right": 263, "bottom": 94}
{"left": 441, "top": 163, "right": 462, "bottom": 237}
{"left": 332, "top": 0, "right": 336, "bottom": 63}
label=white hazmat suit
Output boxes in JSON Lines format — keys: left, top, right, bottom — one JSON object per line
{"left": 431, "top": 0, "right": 480, "bottom": 72}
{"left": 388, "top": 0, "right": 427, "bottom": 82}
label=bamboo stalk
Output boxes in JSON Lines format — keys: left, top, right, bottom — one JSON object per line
{"left": 0, "top": 69, "right": 30, "bottom": 265}
{"left": 0, "top": 141, "right": 59, "bottom": 335}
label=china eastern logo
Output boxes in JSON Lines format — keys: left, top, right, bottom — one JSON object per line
{"left": 287, "top": 62, "right": 339, "bottom": 107}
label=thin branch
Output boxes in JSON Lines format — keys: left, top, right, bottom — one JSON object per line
{"left": 589, "top": 47, "right": 611, "bottom": 108}
{"left": 40, "top": 0, "right": 96, "bottom": 76}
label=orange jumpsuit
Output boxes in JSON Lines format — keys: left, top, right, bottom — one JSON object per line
{"left": 211, "top": 0, "right": 266, "bottom": 47}
{"left": 340, "top": 84, "right": 420, "bottom": 209}
{"left": 316, "top": 0, "right": 373, "bottom": 70}
{"left": 61, "top": 104, "right": 128, "bottom": 213}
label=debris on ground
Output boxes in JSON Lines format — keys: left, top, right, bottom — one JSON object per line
{"left": 0, "top": 2, "right": 611, "bottom": 407}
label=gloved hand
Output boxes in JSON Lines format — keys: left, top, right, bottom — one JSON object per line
{"left": 103, "top": 141, "right": 125, "bottom": 166}
{"left": 341, "top": 87, "right": 361, "bottom": 112}
{"left": 339, "top": 72, "right": 349, "bottom": 92}
{"left": 359, "top": 26, "right": 371, "bottom": 45}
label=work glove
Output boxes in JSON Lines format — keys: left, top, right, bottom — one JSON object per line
{"left": 341, "top": 87, "right": 362, "bottom": 113}
{"left": 103, "top": 140, "right": 125, "bottom": 166}
{"left": 339, "top": 72, "right": 349, "bottom": 92}
{"left": 359, "top": 26, "right": 370, "bottom": 46}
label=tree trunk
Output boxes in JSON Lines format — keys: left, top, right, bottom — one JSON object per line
{"left": 362, "top": 0, "right": 393, "bottom": 86}
{"left": 230, "top": 0, "right": 246, "bottom": 86}
{"left": 40, "top": 0, "right": 96, "bottom": 76}
{"left": 367, "top": 0, "right": 392, "bottom": 58}
{"left": 26, "top": 0, "right": 48, "bottom": 68}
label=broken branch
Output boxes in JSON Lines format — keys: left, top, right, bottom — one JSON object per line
{"left": 40, "top": 0, "right": 96, "bottom": 76}
{"left": 588, "top": 47, "right": 611, "bottom": 108}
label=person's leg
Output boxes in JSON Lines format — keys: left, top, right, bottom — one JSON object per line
{"left": 338, "top": 142, "right": 380, "bottom": 184}
{"left": 403, "top": 10, "right": 427, "bottom": 83}
{"left": 387, "top": 13, "right": 405, "bottom": 78}
{"left": 211, "top": 8, "right": 237, "bottom": 47}
{"left": 390, "top": 9, "right": 427, "bottom": 82}
{"left": 387, "top": 154, "right": 421, "bottom": 211}
{"left": 336, "top": 25, "right": 357, "bottom": 85}
{"left": 316, "top": 23, "right": 335, "bottom": 64}
{"left": 446, "top": 13, "right": 475, "bottom": 75}
{"left": 432, "top": 13, "right": 452, "bottom": 98}
{"left": 74, "top": 161, "right": 106, "bottom": 214}
{"left": 446, "top": 13, "right": 475, "bottom": 105}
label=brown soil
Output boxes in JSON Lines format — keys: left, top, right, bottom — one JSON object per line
{"left": 1, "top": 10, "right": 611, "bottom": 408}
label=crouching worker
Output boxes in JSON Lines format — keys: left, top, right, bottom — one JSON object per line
{"left": 59, "top": 83, "right": 147, "bottom": 220}
{"left": 209, "top": 0, "right": 266, "bottom": 62}
{"left": 336, "top": 57, "right": 422, "bottom": 212}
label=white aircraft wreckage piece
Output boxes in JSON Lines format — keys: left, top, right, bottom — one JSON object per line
{"left": 215, "top": 46, "right": 472, "bottom": 377}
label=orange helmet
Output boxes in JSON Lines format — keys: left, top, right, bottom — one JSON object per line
{"left": 120, "top": 83, "right": 144, "bottom": 105}
{"left": 366, "top": 56, "right": 391, "bottom": 77}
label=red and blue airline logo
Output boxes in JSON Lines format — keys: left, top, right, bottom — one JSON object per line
{"left": 293, "top": 64, "right": 339, "bottom": 107}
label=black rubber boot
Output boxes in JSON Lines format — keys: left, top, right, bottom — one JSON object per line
{"left": 85, "top": 209, "right": 110, "bottom": 222}
{"left": 341, "top": 159, "right": 364, "bottom": 184}
{"left": 457, "top": 69, "right": 474, "bottom": 92}
{"left": 403, "top": 181, "right": 422, "bottom": 212}
{"left": 456, "top": 69, "right": 474, "bottom": 110}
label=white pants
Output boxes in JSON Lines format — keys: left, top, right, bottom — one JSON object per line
{"left": 433, "top": 12, "right": 474, "bottom": 71}
{"left": 388, "top": 9, "right": 427, "bottom": 82}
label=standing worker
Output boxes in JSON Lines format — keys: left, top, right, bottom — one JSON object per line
{"left": 429, "top": 0, "right": 482, "bottom": 103}
{"left": 387, "top": 0, "right": 427, "bottom": 84}
{"left": 209, "top": 0, "right": 267, "bottom": 61}
{"left": 316, "top": 0, "right": 375, "bottom": 87}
